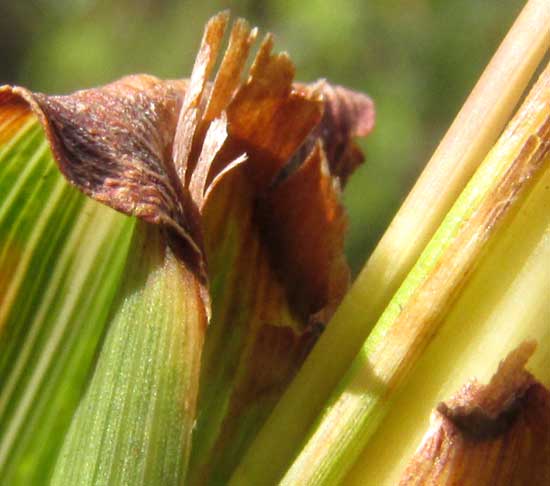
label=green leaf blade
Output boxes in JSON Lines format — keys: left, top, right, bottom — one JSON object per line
{"left": 51, "top": 223, "right": 206, "bottom": 486}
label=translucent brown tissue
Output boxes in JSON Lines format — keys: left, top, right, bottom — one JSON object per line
{"left": 0, "top": 12, "right": 374, "bottom": 317}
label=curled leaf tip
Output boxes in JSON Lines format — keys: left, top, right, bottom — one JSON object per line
{"left": 400, "top": 341, "right": 550, "bottom": 486}
{"left": 292, "top": 81, "right": 375, "bottom": 184}
{"left": 316, "top": 83, "right": 375, "bottom": 181}
{"left": 0, "top": 76, "right": 203, "bottom": 266}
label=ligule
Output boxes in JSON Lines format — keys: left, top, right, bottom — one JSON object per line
{"left": 0, "top": 11, "right": 374, "bottom": 486}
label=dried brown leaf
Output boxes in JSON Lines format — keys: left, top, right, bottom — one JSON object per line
{"left": 399, "top": 342, "right": 550, "bottom": 486}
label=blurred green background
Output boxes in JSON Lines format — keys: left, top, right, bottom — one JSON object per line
{"left": 0, "top": 0, "right": 524, "bottom": 273}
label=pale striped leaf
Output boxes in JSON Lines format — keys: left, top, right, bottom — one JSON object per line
{"left": 0, "top": 117, "right": 135, "bottom": 484}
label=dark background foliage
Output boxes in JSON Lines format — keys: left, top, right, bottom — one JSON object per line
{"left": 0, "top": 0, "right": 524, "bottom": 273}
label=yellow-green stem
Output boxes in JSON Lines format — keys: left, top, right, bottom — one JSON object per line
{"left": 231, "top": 2, "right": 550, "bottom": 483}
{"left": 278, "top": 61, "right": 550, "bottom": 486}
{"left": 345, "top": 140, "right": 550, "bottom": 486}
